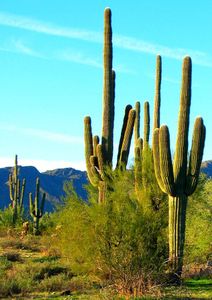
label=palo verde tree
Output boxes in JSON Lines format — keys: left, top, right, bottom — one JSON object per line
{"left": 84, "top": 8, "right": 135, "bottom": 203}
{"left": 9, "top": 154, "right": 26, "bottom": 225}
{"left": 152, "top": 56, "right": 206, "bottom": 277}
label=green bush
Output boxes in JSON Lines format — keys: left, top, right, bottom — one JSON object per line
{"left": 0, "top": 206, "right": 25, "bottom": 230}
{"left": 185, "top": 176, "right": 212, "bottom": 265}
{"left": 53, "top": 170, "right": 168, "bottom": 296}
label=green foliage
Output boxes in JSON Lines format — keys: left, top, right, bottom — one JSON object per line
{"left": 53, "top": 171, "right": 168, "bottom": 295}
{"left": 0, "top": 206, "right": 23, "bottom": 229}
{"left": 185, "top": 176, "right": 212, "bottom": 265}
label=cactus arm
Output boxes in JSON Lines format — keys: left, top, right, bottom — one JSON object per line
{"left": 40, "top": 193, "right": 46, "bottom": 216}
{"left": 17, "top": 179, "right": 20, "bottom": 202}
{"left": 29, "top": 192, "right": 34, "bottom": 217}
{"left": 173, "top": 57, "right": 192, "bottom": 191}
{"left": 96, "top": 144, "right": 104, "bottom": 175}
{"left": 134, "top": 101, "right": 140, "bottom": 142}
{"left": 152, "top": 128, "right": 166, "bottom": 193}
{"left": 90, "top": 156, "right": 101, "bottom": 184}
{"left": 159, "top": 126, "right": 176, "bottom": 196}
{"left": 102, "top": 8, "right": 114, "bottom": 164}
{"left": 186, "top": 117, "right": 206, "bottom": 195}
{"left": 118, "top": 109, "right": 136, "bottom": 169}
{"left": 143, "top": 101, "right": 150, "bottom": 150}
{"left": 93, "top": 135, "right": 99, "bottom": 157}
{"left": 14, "top": 154, "right": 18, "bottom": 182}
{"left": 153, "top": 55, "right": 162, "bottom": 130}
{"left": 84, "top": 116, "right": 100, "bottom": 186}
{"left": 19, "top": 178, "right": 26, "bottom": 211}
{"left": 135, "top": 137, "right": 143, "bottom": 194}
{"left": 116, "top": 105, "right": 132, "bottom": 166}
{"left": 9, "top": 174, "right": 14, "bottom": 202}
{"left": 35, "top": 178, "right": 40, "bottom": 217}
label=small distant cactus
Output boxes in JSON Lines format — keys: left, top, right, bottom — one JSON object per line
{"left": 152, "top": 57, "right": 206, "bottom": 276}
{"left": 9, "top": 155, "right": 26, "bottom": 224}
{"left": 29, "top": 178, "right": 46, "bottom": 235}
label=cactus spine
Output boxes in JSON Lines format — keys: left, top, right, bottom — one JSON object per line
{"left": 29, "top": 178, "right": 46, "bottom": 235}
{"left": 152, "top": 57, "right": 206, "bottom": 276}
{"left": 84, "top": 8, "right": 135, "bottom": 203}
{"left": 9, "top": 155, "right": 26, "bottom": 224}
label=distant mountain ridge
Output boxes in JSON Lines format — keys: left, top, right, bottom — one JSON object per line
{"left": 201, "top": 160, "right": 212, "bottom": 178}
{"left": 0, "top": 160, "right": 211, "bottom": 212}
{"left": 0, "top": 166, "right": 88, "bottom": 212}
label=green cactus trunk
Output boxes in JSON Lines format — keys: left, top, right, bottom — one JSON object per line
{"left": 84, "top": 8, "right": 135, "bottom": 203}
{"left": 29, "top": 178, "right": 45, "bottom": 235}
{"left": 9, "top": 155, "right": 26, "bottom": 225}
{"left": 33, "top": 216, "right": 40, "bottom": 235}
{"left": 168, "top": 195, "right": 187, "bottom": 276}
{"left": 102, "top": 8, "right": 114, "bottom": 164}
{"left": 152, "top": 56, "right": 206, "bottom": 279}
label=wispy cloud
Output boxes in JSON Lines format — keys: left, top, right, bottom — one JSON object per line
{"left": 0, "top": 11, "right": 102, "bottom": 42}
{"left": 0, "top": 38, "right": 133, "bottom": 73}
{"left": 58, "top": 50, "right": 102, "bottom": 68}
{"left": 113, "top": 35, "right": 212, "bottom": 67}
{"left": 12, "top": 39, "right": 44, "bottom": 57}
{"left": 0, "top": 123, "right": 83, "bottom": 145}
{"left": 0, "top": 38, "right": 45, "bottom": 58}
{"left": 0, "top": 11, "right": 211, "bottom": 67}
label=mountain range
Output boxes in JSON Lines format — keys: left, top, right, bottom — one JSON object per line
{"left": 0, "top": 166, "right": 88, "bottom": 212}
{"left": 0, "top": 160, "right": 211, "bottom": 212}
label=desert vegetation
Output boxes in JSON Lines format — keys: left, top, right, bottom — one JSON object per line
{"left": 0, "top": 7, "right": 211, "bottom": 300}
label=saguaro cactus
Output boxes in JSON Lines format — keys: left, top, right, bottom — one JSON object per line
{"left": 29, "top": 178, "right": 46, "bottom": 235}
{"left": 152, "top": 57, "right": 206, "bottom": 276}
{"left": 134, "top": 56, "right": 162, "bottom": 201}
{"left": 134, "top": 101, "right": 150, "bottom": 195}
{"left": 84, "top": 8, "right": 135, "bottom": 203}
{"left": 9, "top": 155, "right": 26, "bottom": 224}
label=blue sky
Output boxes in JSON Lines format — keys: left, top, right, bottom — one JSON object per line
{"left": 0, "top": 0, "right": 211, "bottom": 171}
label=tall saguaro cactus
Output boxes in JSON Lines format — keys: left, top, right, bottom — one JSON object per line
{"left": 9, "top": 155, "right": 26, "bottom": 224}
{"left": 29, "top": 178, "right": 46, "bottom": 235}
{"left": 134, "top": 56, "right": 162, "bottom": 202}
{"left": 134, "top": 101, "right": 150, "bottom": 195}
{"left": 152, "top": 57, "right": 206, "bottom": 276}
{"left": 84, "top": 8, "right": 135, "bottom": 203}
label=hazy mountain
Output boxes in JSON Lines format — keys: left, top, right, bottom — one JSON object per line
{"left": 201, "top": 160, "right": 212, "bottom": 178}
{"left": 0, "top": 160, "right": 211, "bottom": 213}
{"left": 0, "top": 166, "right": 88, "bottom": 212}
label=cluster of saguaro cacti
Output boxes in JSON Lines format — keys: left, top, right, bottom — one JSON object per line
{"left": 152, "top": 56, "right": 206, "bottom": 276}
{"left": 84, "top": 8, "right": 135, "bottom": 203}
{"left": 134, "top": 56, "right": 162, "bottom": 207}
{"left": 29, "top": 178, "right": 46, "bottom": 235}
{"left": 9, "top": 154, "right": 26, "bottom": 224}
{"left": 134, "top": 101, "right": 150, "bottom": 195}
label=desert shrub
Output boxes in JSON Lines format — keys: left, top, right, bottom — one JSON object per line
{"left": 53, "top": 170, "right": 168, "bottom": 296}
{"left": 184, "top": 176, "right": 212, "bottom": 266}
{"left": 0, "top": 206, "right": 25, "bottom": 230}
{"left": 3, "top": 251, "right": 22, "bottom": 262}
